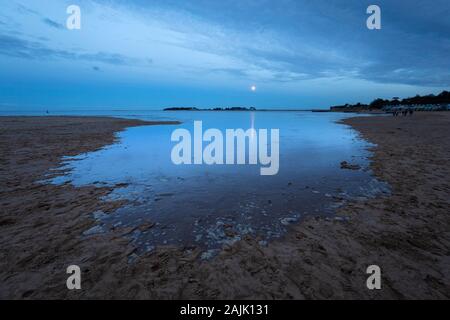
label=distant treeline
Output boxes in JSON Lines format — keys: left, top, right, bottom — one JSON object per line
{"left": 331, "top": 90, "right": 450, "bottom": 111}
{"left": 164, "top": 107, "right": 257, "bottom": 111}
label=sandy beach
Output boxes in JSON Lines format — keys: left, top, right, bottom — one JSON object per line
{"left": 0, "top": 113, "right": 449, "bottom": 299}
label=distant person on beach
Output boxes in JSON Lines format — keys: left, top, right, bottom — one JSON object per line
{"left": 409, "top": 109, "right": 414, "bottom": 116}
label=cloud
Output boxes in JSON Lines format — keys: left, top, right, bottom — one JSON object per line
{"left": 15, "top": 3, "right": 39, "bottom": 16}
{"left": 42, "top": 18, "right": 64, "bottom": 30}
{"left": 210, "top": 68, "right": 248, "bottom": 78}
{"left": 78, "top": 52, "right": 131, "bottom": 66}
{"left": 103, "top": 0, "right": 450, "bottom": 87}
{"left": 358, "top": 66, "right": 450, "bottom": 87}
{"left": 0, "top": 34, "right": 150, "bottom": 67}
{"left": 2, "top": 0, "right": 450, "bottom": 91}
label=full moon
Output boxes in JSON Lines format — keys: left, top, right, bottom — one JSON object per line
{"left": 251, "top": 85, "right": 257, "bottom": 92}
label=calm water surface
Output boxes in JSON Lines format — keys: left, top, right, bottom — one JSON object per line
{"left": 34, "top": 111, "right": 389, "bottom": 256}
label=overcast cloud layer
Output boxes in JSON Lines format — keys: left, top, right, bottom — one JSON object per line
{"left": 0, "top": 0, "right": 449, "bottom": 109}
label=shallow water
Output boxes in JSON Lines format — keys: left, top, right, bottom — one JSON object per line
{"left": 45, "top": 111, "right": 389, "bottom": 255}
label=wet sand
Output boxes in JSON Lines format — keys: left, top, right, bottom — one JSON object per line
{"left": 0, "top": 113, "right": 449, "bottom": 299}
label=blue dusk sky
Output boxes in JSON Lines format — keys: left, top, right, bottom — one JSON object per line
{"left": 0, "top": 0, "right": 449, "bottom": 110}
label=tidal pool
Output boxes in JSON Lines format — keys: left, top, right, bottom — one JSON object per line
{"left": 48, "top": 111, "right": 389, "bottom": 256}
